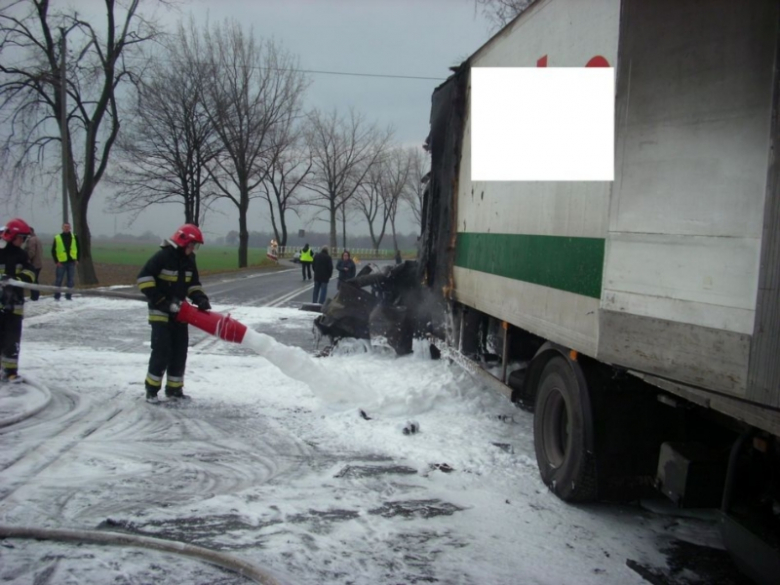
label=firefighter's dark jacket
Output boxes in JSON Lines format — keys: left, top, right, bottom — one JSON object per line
{"left": 0, "top": 242, "right": 36, "bottom": 316}
{"left": 136, "top": 243, "right": 208, "bottom": 323}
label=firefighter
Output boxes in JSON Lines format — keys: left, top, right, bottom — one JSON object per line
{"left": 0, "top": 218, "right": 36, "bottom": 382}
{"left": 136, "top": 224, "right": 211, "bottom": 402}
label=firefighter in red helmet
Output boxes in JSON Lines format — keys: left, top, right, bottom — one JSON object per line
{"left": 136, "top": 224, "right": 211, "bottom": 403}
{"left": 0, "top": 218, "right": 36, "bottom": 382}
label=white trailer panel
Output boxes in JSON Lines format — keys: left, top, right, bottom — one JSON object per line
{"left": 453, "top": 0, "right": 620, "bottom": 351}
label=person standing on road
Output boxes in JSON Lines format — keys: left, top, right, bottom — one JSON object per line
{"left": 312, "top": 245, "right": 333, "bottom": 304}
{"left": 0, "top": 218, "right": 36, "bottom": 382}
{"left": 335, "top": 250, "right": 356, "bottom": 290}
{"left": 26, "top": 227, "right": 43, "bottom": 301}
{"left": 300, "top": 243, "right": 313, "bottom": 280}
{"left": 136, "top": 224, "right": 211, "bottom": 403}
{"left": 51, "top": 222, "right": 79, "bottom": 300}
{"left": 395, "top": 249, "right": 403, "bottom": 265}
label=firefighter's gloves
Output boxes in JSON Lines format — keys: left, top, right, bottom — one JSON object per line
{"left": 194, "top": 297, "right": 211, "bottom": 312}
{"left": 168, "top": 301, "right": 181, "bottom": 314}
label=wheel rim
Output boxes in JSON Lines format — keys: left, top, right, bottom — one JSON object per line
{"left": 542, "top": 387, "right": 570, "bottom": 468}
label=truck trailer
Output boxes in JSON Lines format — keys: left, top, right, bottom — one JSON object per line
{"left": 419, "top": 1, "right": 780, "bottom": 583}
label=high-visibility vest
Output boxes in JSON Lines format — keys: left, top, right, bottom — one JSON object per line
{"left": 300, "top": 248, "right": 313, "bottom": 262}
{"left": 54, "top": 234, "right": 78, "bottom": 262}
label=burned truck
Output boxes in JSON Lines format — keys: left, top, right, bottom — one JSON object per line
{"left": 413, "top": 1, "right": 780, "bottom": 584}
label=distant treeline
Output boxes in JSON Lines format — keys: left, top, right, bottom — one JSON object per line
{"left": 92, "top": 230, "right": 421, "bottom": 251}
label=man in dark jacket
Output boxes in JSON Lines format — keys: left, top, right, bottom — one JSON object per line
{"left": 312, "top": 246, "right": 333, "bottom": 304}
{"left": 136, "top": 224, "right": 211, "bottom": 403}
{"left": 51, "top": 222, "right": 79, "bottom": 300}
{"left": 0, "top": 218, "right": 36, "bottom": 382}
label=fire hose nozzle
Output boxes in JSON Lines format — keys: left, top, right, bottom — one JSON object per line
{"left": 176, "top": 301, "right": 247, "bottom": 344}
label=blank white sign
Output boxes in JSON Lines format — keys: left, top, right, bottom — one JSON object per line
{"left": 471, "top": 68, "right": 614, "bottom": 181}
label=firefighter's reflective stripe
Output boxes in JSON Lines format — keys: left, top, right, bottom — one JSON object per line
{"left": 187, "top": 285, "right": 204, "bottom": 296}
{"left": 54, "top": 234, "right": 78, "bottom": 262}
{"left": 184, "top": 271, "right": 193, "bottom": 283}
{"left": 1, "top": 259, "right": 32, "bottom": 316}
{"left": 145, "top": 372, "right": 163, "bottom": 388}
{"left": 1, "top": 266, "right": 35, "bottom": 283}
{"left": 15, "top": 265, "right": 35, "bottom": 282}
{"left": 159, "top": 269, "right": 178, "bottom": 282}
{"left": 1, "top": 357, "right": 19, "bottom": 369}
{"left": 166, "top": 375, "right": 184, "bottom": 388}
{"left": 148, "top": 309, "right": 169, "bottom": 323}
{"left": 137, "top": 276, "right": 155, "bottom": 290}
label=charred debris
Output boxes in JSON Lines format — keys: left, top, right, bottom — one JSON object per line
{"left": 313, "top": 261, "right": 440, "bottom": 357}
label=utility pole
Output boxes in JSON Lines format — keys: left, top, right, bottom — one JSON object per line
{"left": 60, "top": 28, "right": 69, "bottom": 225}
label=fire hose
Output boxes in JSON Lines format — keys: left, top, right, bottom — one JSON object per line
{"left": 5, "top": 279, "right": 247, "bottom": 343}
{"left": 0, "top": 525, "right": 285, "bottom": 585}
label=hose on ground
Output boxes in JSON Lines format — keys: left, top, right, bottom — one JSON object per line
{"left": 0, "top": 525, "right": 286, "bottom": 585}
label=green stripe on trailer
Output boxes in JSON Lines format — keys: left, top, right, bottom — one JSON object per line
{"left": 454, "top": 233, "right": 605, "bottom": 298}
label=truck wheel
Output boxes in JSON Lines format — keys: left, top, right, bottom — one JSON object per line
{"left": 533, "top": 356, "right": 598, "bottom": 502}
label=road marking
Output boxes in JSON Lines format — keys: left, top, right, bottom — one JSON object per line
{"left": 266, "top": 284, "right": 312, "bottom": 308}
{"left": 208, "top": 268, "right": 295, "bottom": 286}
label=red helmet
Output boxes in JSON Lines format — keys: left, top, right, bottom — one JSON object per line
{"left": 2, "top": 218, "right": 31, "bottom": 242}
{"left": 170, "top": 224, "right": 204, "bottom": 248}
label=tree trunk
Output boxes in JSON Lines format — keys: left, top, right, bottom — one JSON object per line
{"left": 329, "top": 204, "right": 337, "bottom": 251}
{"left": 280, "top": 219, "right": 288, "bottom": 247}
{"left": 73, "top": 195, "right": 98, "bottom": 285}
{"left": 238, "top": 205, "right": 248, "bottom": 267}
{"left": 341, "top": 207, "right": 347, "bottom": 250}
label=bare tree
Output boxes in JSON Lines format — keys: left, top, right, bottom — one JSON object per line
{"left": 354, "top": 158, "right": 390, "bottom": 251}
{"left": 0, "top": 0, "right": 160, "bottom": 284}
{"left": 338, "top": 200, "right": 360, "bottom": 251}
{"left": 303, "top": 108, "right": 391, "bottom": 251}
{"left": 109, "top": 19, "right": 221, "bottom": 226}
{"left": 475, "top": 0, "right": 532, "bottom": 29}
{"left": 354, "top": 147, "right": 413, "bottom": 251}
{"left": 404, "top": 146, "right": 429, "bottom": 232}
{"left": 383, "top": 148, "right": 413, "bottom": 252}
{"left": 203, "top": 22, "right": 308, "bottom": 267}
{"left": 260, "top": 120, "right": 312, "bottom": 247}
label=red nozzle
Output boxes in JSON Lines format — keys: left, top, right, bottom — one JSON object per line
{"left": 176, "top": 301, "right": 247, "bottom": 344}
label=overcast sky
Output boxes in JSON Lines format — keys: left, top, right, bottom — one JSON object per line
{"left": 4, "top": 0, "right": 493, "bottom": 241}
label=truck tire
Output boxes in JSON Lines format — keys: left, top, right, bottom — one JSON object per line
{"left": 533, "top": 356, "right": 598, "bottom": 502}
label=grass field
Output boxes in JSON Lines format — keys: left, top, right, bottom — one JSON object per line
{"left": 91, "top": 242, "right": 277, "bottom": 271}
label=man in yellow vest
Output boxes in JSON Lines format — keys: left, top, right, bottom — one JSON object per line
{"left": 51, "top": 222, "right": 79, "bottom": 300}
{"left": 299, "top": 243, "right": 314, "bottom": 280}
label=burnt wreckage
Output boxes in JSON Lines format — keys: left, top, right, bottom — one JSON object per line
{"left": 314, "top": 260, "right": 437, "bottom": 355}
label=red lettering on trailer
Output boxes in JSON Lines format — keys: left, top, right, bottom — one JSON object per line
{"left": 536, "top": 55, "right": 611, "bottom": 67}
{"left": 586, "top": 56, "right": 610, "bottom": 67}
